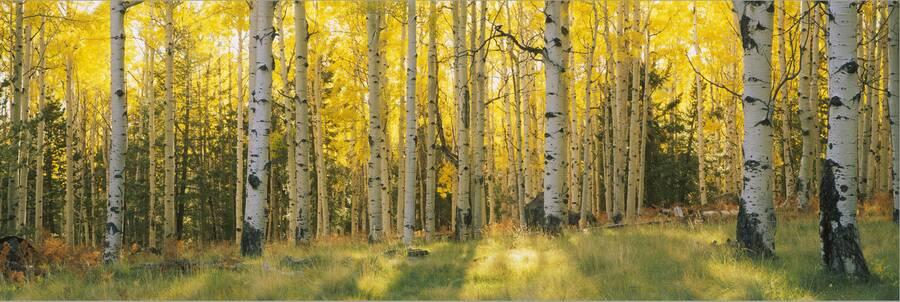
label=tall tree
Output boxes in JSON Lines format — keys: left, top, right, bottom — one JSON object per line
{"left": 734, "top": 0, "right": 776, "bottom": 257}
{"left": 163, "top": 0, "right": 178, "bottom": 259}
{"left": 34, "top": 16, "right": 47, "bottom": 242}
{"left": 16, "top": 25, "right": 32, "bottom": 232}
{"left": 453, "top": 0, "right": 471, "bottom": 240}
{"left": 7, "top": 0, "right": 24, "bottom": 231}
{"left": 819, "top": 0, "right": 870, "bottom": 278}
{"left": 242, "top": 0, "right": 278, "bottom": 257}
{"left": 105, "top": 0, "right": 143, "bottom": 264}
{"left": 146, "top": 44, "right": 158, "bottom": 249}
{"left": 543, "top": 0, "right": 568, "bottom": 235}
{"left": 889, "top": 0, "right": 900, "bottom": 223}
{"left": 64, "top": 55, "right": 75, "bottom": 244}
{"left": 797, "top": 0, "right": 815, "bottom": 209}
{"left": 365, "top": 0, "right": 385, "bottom": 243}
{"left": 291, "top": 0, "right": 312, "bottom": 244}
{"left": 402, "top": 0, "right": 417, "bottom": 247}
{"left": 693, "top": 0, "right": 707, "bottom": 207}
{"left": 424, "top": 0, "right": 438, "bottom": 241}
{"left": 235, "top": 30, "right": 246, "bottom": 245}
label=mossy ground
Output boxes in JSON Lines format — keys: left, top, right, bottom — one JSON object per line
{"left": 3, "top": 215, "right": 897, "bottom": 300}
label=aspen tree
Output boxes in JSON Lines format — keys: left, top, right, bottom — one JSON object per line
{"left": 797, "top": 0, "right": 815, "bottom": 209}
{"left": 146, "top": 45, "right": 158, "bottom": 248}
{"left": 777, "top": 0, "right": 794, "bottom": 203}
{"left": 34, "top": 17, "right": 47, "bottom": 242}
{"left": 580, "top": 0, "right": 599, "bottom": 227}
{"left": 7, "top": 0, "right": 23, "bottom": 231}
{"left": 471, "top": 0, "right": 488, "bottom": 234}
{"left": 293, "top": 0, "right": 312, "bottom": 244}
{"left": 105, "top": 0, "right": 142, "bottom": 263}
{"left": 313, "top": 57, "right": 328, "bottom": 237}
{"left": 612, "top": 0, "right": 629, "bottom": 223}
{"left": 734, "top": 0, "right": 776, "bottom": 257}
{"left": 16, "top": 25, "right": 31, "bottom": 232}
{"left": 275, "top": 6, "right": 298, "bottom": 242}
{"left": 366, "top": 0, "right": 385, "bottom": 243}
{"left": 424, "top": 0, "right": 438, "bottom": 241}
{"left": 402, "top": 0, "right": 417, "bottom": 246}
{"left": 819, "top": 0, "right": 870, "bottom": 278}
{"left": 64, "top": 55, "right": 75, "bottom": 244}
{"left": 889, "top": 0, "right": 900, "bottom": 222}
{"left": 453, "top": 0, "right": 471, "bottom": 240}
{"left": 693, "top": 0, "right": 707, "bottom": 207}
{"left": 236, "top": 30, "right": 245, "bottom": 245}
{"left": 810, "top": 6, "right": 823, "bottom": 195}
{"left": 543, "top": 0, "right": 568, "bottom": 234}
{"left": 242, "top": 0, "right": 277, "bottom": 257}
{"left": 163, "top": 0, "right": 178, "bottom": 258}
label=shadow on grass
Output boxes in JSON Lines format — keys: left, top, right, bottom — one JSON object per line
{"left": 383, "top": 241, "right": 478, "bottom": 299}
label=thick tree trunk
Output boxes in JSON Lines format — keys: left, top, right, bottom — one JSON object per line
{"left": 889, "top": 0, "right": 900, "bottom": 222}
{"left": 734, "top": 0, "right": 776, "bottom": 258}
{"left": 626, "top": 0, "right": 642, "bottom": 219}
{"left": 242, "top": 0, "right": 277, "bottom": 257}
{"left": 542, "top": 0, "right": 568, "bottom": 235}
{"left": 402, "top": 0, "right": 417, "bottom": 247}
{"left": 470, "top": 0, "right": 487, "bottom": 235}
{"left": 7, "top": 0, "right": 23, "bottom": 232}
{"left": 819, "top": 0, "right": 870, "bottom": 278}
{"left": 366, "top": 0, "right": 385, "bottom": 243}
{"left": 453, "top": 0, "right": 471, "bottom": 240}
{"left": 163, "top": 1, "right": 178, "bottom": 259}
{"left": 293, "top": 0, "right": 312, "bottom": 244}
{"left": 611, "top": 0, "right": 629, "bottom": 223}
{"left": 424, "top": 0, "right": 438, "bottom": 241}
{"left": 105, "top": 0, "right": 136, "bottom": 263}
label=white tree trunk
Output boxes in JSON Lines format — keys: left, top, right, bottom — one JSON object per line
{"left": 313, "top": 57, "right": 328, "bottom": 238}
{"left": 7, "top": 0, "right": 23, "bottom": 232}
{"left": 819, "top": 0, "right": 870, "bottom": 277}
{"left": 797, "top": 0, "right": 814, "bottom": 209}
{"left": 777, "top": 0, "right": 794, "bottom": 204}
{"left": 580, "top": 1, "right": 599, "bottom": 227}
{"left": 424, "top": 0, "right": 438, "bottom": 241}
{"left": 402, "top": 0, "right": 417, "bottom": 247}
{"left": 453, "top": 0, "right": 471, "bottom": 240}
{"left": 293, "top": 0, "right": 312, "bottom": 244}
{"left": 734, "top": 0, "right": 776, "bottom": 257}
{"left": 64, "top": 55, "right": 75, "bottom": 244}
{"left": 34, "top": 19, "right": 46, "bottom": 242}
{"left": 235, "top": 30, "right": 246, "bottom": 246}
{"left": 693, "top": 0, "right": 707, "bottom": 207}
{"left": 16, "top": 25, "right": 31, "bottom": 232}
{"left": 242, "top": 0, "right": 277, "bottom": 256}
{"left": 366, "top": 0, "right": 385, "bottom": 243}
{"left": 163, "top": 1, "right": 178, "bottom": 259}
{"left": 889, "top": 0, "right": 900, "bottom": 223}
{"left": 146, "top": 44, "right": 158, "bottom": 249}
{"left": 542, "top": 0, "right": 567, "bottom": 234}
{"left": 105, "top": 0, "right": 135, "bottom": 263}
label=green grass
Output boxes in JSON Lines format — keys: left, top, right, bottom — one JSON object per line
{"left": 3, "top": 216, "right": 897, "bottom": 300}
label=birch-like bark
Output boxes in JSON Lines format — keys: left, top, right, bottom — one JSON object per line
{"left": 242, "top": 0, "right": 277, "bottom": 257}
{"left": 146, "top": 44, "right": 158, "bottom": 248}
{"left": 424, "top": 0, "right": 438, "bottom": 241}
{"left": 810, "top": 7, "right": 823, "bottom": 196}
{"left": 777, "top": 0, "right": 794, "bottom": 204}
{"left": 402, "top": 0, "right": 417, "bottom": 246}
{"left": 16, "top": 25, "right": 31, "bottom": 232}
{"left": 7, "top": 0, "right": 23, "bottom": 231}
{"left": 471, "top": 0, "right": 487, "bottom": 234}
{"left": 366, "top": 0, "right": 385, "bottom": 243}
{"left": 625, "top": 0, "right": 642, "bottom": 219}
{"left": 34, "top": 18, "right": 46, "bottom": 242}
{"left": 453, "top": 0, "right": 471, "bottom": 240}
{"left": 889, "top": 0, "right": 900, "bottom": 222}
{"left": 580, "top": 1, "right": 599, "bottom": 227}
{"left": 105, "top": 0, "right": 137, "bottom": 263}
{"left": 543, "top": 0, "right": 567, "bottom": 234}
{"left": 693, "top": 0, "right": 707, "bottom": 207}
{"left": 275, "top": 7, "right": 298, "bottom": 242}
{"left": 819, "top": 0, "right": 870, "bottom": 278}
{"left": 293, "top": 0, "right": 312, "bottom": 244}
{"left": 734, "top": 0, "right": 776, "bottom": 257}
{"left": 163, "top": 1, "right": 178, "bottom": 259}
{"left": 235, "top": 30, "right": 245, "bottom": 245}
{"left": 64, "top": 56, "right": 75, "bottom": 244}
{"left": 797, "top": 0, "right": 814, "bottom": 209}
{"left": 313, "top": 57, "right": 328, "bottom": 237}
{"left": 611, "top": 0, "right": 629, "bottom": 223}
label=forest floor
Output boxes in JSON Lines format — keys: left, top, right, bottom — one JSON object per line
{"left": 2, "top": 214, "right": 898, "bottom": 300}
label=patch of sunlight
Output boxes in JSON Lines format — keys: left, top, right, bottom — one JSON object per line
{"left": 160, "top": 273, "right": 213, "bottom": 299}
{"left": 506, "top": 248, "right": 539, "bottom": 273}
{"left": 355, "top": 256, "right": 397, "bottom": 299}
{"left": 693, "top": 258, "right": 814, "bottom": 300}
